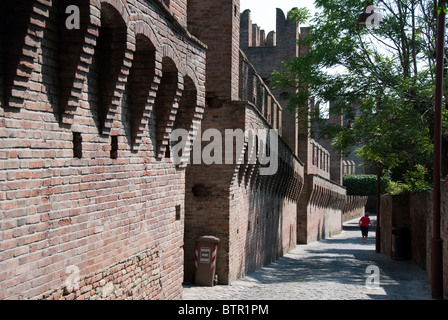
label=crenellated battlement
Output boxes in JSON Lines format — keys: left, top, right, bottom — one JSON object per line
{"left": 240, "top": 8, "right": 299, "bottom": 49}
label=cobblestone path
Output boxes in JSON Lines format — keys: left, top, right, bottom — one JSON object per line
{"left": 183, "top": 215, "right": 432, "bottom": 300}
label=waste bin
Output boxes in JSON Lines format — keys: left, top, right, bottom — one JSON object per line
{"left": 391, "top": 227, "right": 411, "bottom": 260}
{"left": 194, "top": 235, "right": 220, "bottom": 286}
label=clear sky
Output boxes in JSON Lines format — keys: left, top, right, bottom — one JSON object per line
{"left": 240, "top": 0, "right": 318, "bottom": 33}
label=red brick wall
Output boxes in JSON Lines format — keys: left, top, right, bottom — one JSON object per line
{"left": 228, "top": 103, "right": 303, "bottom": 282}
{"left": 424, "top": 181, "right": 448, "bottom": 298}
{"left": 380, "top": 184, "right": 448, "bottom": 298}
{"left": 183, "top": 2, "right": 304, "bottom": 285}
{"left": 380, "top": 194, "right": 417, "bottom": 261}
{"left": 184, "top": 100, "right": 304, "bottom": 285}
{"left": 342, "top": 195, "right": 368, "bottom": 222}
{"left": 240, "top": 8, "right": 300, "bottom": 156}
{"left": 240, "top": 5, "right": 347, "bottom": 251}
{"left": 0, "top": 0, "right": 206, "bottom": 300}
{"left": 410, "top": 192, "right": 431, "bottom": 269}
{"left": 184, "top": 100, "right": 245, "bottom": 284}
{"left": 380, "top": 195, "right": 393, "bottom": 258}
{"left": 164, "top": 0, "right": 188, "bottom": 26}
{"left": 297, "top": 175, "right": 346, "bottom": 244}
{"left": 188, "top": 0, "right": 241, "bottom": 100}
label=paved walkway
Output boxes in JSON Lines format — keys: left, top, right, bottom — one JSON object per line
{"left": 183, "top": 215, "right": 432, "bottom": 300}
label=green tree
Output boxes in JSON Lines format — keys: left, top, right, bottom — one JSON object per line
{"left": 272, "top": 0, "right": 445, "bottom": 183}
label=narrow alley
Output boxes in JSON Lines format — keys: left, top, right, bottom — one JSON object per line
{"left": 183, "top": 215, "right": 432, "bottom": 300}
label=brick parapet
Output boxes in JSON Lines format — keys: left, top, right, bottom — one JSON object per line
{"left": 309, "top": 139, "right": 330, "bottom": 179}
{"left": 239, "top": 50, "right": 282, "bottom": 134}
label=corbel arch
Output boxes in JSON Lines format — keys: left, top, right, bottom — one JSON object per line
{"left": 126, "top": 32, "right": 157, "bottom": 147}
{"left": 153, "top": 56, "right": 182, "bottom": 158}
{"left": 90, "top": 2, "right": 128, "bottom": 134}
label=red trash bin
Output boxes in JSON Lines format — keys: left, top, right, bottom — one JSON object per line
{"left": 194, "top": 235, "right": 220, "bottom": 286}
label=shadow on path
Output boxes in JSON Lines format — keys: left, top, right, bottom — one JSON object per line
{"left": 183, "top": 215, "right": 432, "bottom": 300}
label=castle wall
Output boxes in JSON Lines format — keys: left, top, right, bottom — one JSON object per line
{"left": 342, "top": 195, "right": 368, "bottom": 222}
{"left": 184, "top": 44, "right": 304, "bottom": 284}
{"left": 0, "top": 0, "right": 206, "bottom": 300}
{"left": 184, "top": 100, "right": 303, "bottom": 285}
{"left": 228, "top": 101, "right": 303, "bottom": 283}
{"left": 1, "top": 0, "right": 356, "bottom": 299}
{"left": 297, "top": 175, "right": 346, "bottom": 244}
{"left": 240, "top": 8, "right": 347, "bottom": 245}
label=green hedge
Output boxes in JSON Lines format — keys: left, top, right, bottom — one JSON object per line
{"left": 343, "top": 174, "right": 390, "bottom": 196}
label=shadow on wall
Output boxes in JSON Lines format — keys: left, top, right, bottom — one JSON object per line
{"left": 243, "top": 188, "right": 284, "bottom": 277}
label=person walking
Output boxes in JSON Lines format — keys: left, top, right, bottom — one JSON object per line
{"left": 359, "top": 213, "right": 373, "bottom": 243}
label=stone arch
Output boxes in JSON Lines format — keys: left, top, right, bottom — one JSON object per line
{"left": 161, "top": 43, "right": 183, "bottom": 75}
{"left": 99, "top": 0, "right": 132, "bottom": 25}
{"left": 90, "top": 2, "right": 128, "bottom": 134}
{"left": 131, "top": 19, "right": 161, "bottom": 51}
{"left": 126, "top": 33, "right": 157, "bottom": 147}
{"left": 153, "top": 56, "right": 181, "bottom": 158}
{"left": 184, "top": 65, "right": 200, "bottom": 92}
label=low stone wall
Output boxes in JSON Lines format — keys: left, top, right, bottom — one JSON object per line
{"left": 342, "top": 195, "right": 368, "bottom": 222}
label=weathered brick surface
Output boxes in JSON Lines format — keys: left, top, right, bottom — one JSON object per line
{"left": 0, "top": 0, "right": 206, "bottom": 300}
{"left": 297, "top": 174, "right": 346, "bottom": 244}
{"left": 342, "top": 195, "right": 368, "bottom": 222}
{"left": 240, "top": 8, "right": 347, "bottom": 246}
{"left": 187, "top": 0, "right": 241, "bottom": 101}
{"left": 184, "top": 99, "right": 304, "bottom": 285}
{"left": 183, "top": 39, "right": 303, "bottom": 284}
{"left": 229, "top": 102, "right": 303, "bottom": 283}
{"left": 2, "top": 0, "right": 365, "bottom": 299}
{"left": 381, "top": 183, "right": 448, "bottom": 298}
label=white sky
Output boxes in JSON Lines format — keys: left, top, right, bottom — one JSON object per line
{"left": 240, "top": 0, "right": 318, "bottom": 32}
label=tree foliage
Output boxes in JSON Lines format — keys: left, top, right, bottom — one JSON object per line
{"left": 272, "top": 0, "right": 446, "bottom": 182}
